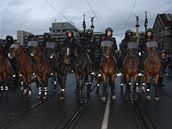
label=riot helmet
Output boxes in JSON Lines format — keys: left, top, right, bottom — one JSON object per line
{"left": 105, "top": 27, "right": 113, "bottom": 37}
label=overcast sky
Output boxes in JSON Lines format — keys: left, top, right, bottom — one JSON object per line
{"left": 0, "top": 0, "right": 171, "bottom": 43}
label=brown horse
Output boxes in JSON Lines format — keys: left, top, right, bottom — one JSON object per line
{"left": 101, "top": 45, "right": 117, "bottom": 102}
{"left": 121, "top": 42, "right": 139, "bottom": 100}
{"left": 73, "top": 46, "right": 92, "bottom": 103}
{"left": 8, "top": 43, "right": 34, "bottom": 97}
{"left": 0, "top": 45, "right": 12, "bottom": 96}
{"left": 143, "top": 41, "right": 161, "bottom": 101}
{"left": 30, "top": 43, "right": 53, "bottom": 99}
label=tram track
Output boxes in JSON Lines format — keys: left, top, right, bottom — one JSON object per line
{"left": 53, "top": 78, "right": 98, "bottom": 129}
{"left": 158, "top": 87, "right": 172, "bottom": 101}
{"left": 129, "top": 91, "right": 156, "bottom": 129}
{"left": 0, "top": 79, "right": 77, "bottom": 129}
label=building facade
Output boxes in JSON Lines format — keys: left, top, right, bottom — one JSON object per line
{"left": 153, "top": 14, "right": 172, "bottom": 52}
{"left": 49, "top": 22, "right": 79, "bottom": 42}
{"left": 17, "top": 30, "right": 32, "bottom": 46}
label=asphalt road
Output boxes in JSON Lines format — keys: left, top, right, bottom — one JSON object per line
{"left": 0, "top": 74, "right": 172, "bottom": 129}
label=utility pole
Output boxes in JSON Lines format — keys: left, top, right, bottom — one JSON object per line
{"left": 135, "top": 15, "right": 140, "bottom": 44}
{"left": 144, "top": 11, "right": 148, "bottom": 31}
{"left": 82, "top": 14, "right": 86, "bottom": 40}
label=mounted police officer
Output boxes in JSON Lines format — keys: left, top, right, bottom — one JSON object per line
{"left": 5, "top": 35, "right": 14, "bottom": 54}
{"left": 119, "top": 30, "right": 135, "bottom": 71}
{"left": 42, "top": 33, "right": 51, "bottom": 51}
{"left": 5, "top": 35, "right": 19, "bottom": 85}
{"left": 103, "top": 27, "right": 118, "bottom": 50}
{"left": 140, "top": 29, "right": 159, "bottom": 71}
{"left": 83, "top": 29, "right": 97, "bottom": 72}
{"left": 101, "top": 27, "right": 118, "bottom": 56}
{"left": 64, "top": 30, "right": 78, "bottom": 49}
{"left": 63, "top": 30, "right": 78, "bottom": 65}
{"left": 140, "top": 29, "right": 164, "bottom": 86}
{"left": 119, "top": 30, "right": 134, "bottom": 61}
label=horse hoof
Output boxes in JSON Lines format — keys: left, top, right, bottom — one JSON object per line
{"left": 125, "top": 96, "right": 129, "bottom": 101}
{"left": 59, "top": 96, "right": 65, "bottom": 101}
{"left": 23, "top": 89, "right": 27, "bottom": 95}
{"left": 155, "top": 97, "right": 159, "bottom": 101}
{"left": 80, "top": 100, "right": 84, "bottom": 104}
{"left": 133, "top": 96, "right": 138, "bottom": 101}
{"left": 136, "top": 87, "right": 139, "bottom": 93}
{"left": 112, "top": 95, "right": 117, "bottom": 100}
{"left": 142, "top": 86, "right": 146, "bottom": 93}
{"left": 102, "top": 97, "right": 106, "bottom": 102}
{"left": 146, "top": 96, "right": 151, "bottom": 100}
{"left": 43, "top": 96, "right": 47, "bottom": 100}
{"left": 27, "top": 91, "right": 32, "bottom": 97}
{"left": 37, "top": 96, "right": 41, "bottom": 99}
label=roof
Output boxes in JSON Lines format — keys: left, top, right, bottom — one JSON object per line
{"left": 159, "top": 14, "right": 172, "bottom": 27}
{"left": 153, "top": 13, "right": 172, "bottom": 30}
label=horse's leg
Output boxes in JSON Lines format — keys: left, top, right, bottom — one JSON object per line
{"left": 154, "top": 74, "right": 160, "bottom": 101}
{"left": 125, "top": 74, "right": 130, "bottom": 100}
{"left": 43, "top": 78, "right": 48, "bottom": 100}
{"left": 36, "top": 76, "right": 42, "bottom": 99}
{"left": 111, "top": 74, "right": 116, "bottom": 100}
{"left": 120, "top": 73, "right": 124, "bottom": 96}
{"left": 145, "top": 74, "right": 151, "bottom": 100}
{"left": 27, "top": 73, "right": 32, "bottom": 97}
{"left": 3, "top": 73, "right": 9, "bottom": 97}
{"left": 96, "top": 72, "right": 101, "bottom": 93}
{"left": 133, "top": 74, "right": 138, "bottom": 101}
{"left": 142, "top": 74, "right": 146, "bottom": 93}
{"left": 53, "top": 73, "right": 57, "bottom": 90}
{"left": 86, "top": 75, "right": 91, "bottom": 94}
{"left": 101, "top": 73, "right": 107, "bottom": 102}
{"left": 59, "top": 73, "right": 67, "bottom": 101}
{"left": 0, "top": 77, "right": 3, "bottom": 97}
{"left": 22, "top": 76, "right": 28, "bottom": 96}
{"left": 80, "top": 75, "right": 85, "bottom": 103}
{"left": 74, "top": 72, "right": 80, "bottom": 94}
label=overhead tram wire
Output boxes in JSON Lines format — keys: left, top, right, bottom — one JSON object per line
{"left": 44, "top": 0, "right": 74, "bottom": 24}
{"left": 86, "top": 0, "right": 104, "bottom": 30}
{"left": 165, "top": 5, "right": 172, "bottom": 13}
{"left": 124, "top": 0, "right": 137, "bottom": 30}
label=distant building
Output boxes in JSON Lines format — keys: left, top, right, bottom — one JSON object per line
{"left": 49, "top": 22, "right": 79, "bottom": 42}
{"left": 94, "top": 32, "right": 105, "bottom": 45}
{"left": 79, "top": 29, "right": 105, "bottom": 45}
{"left": 17, "top": 30, "right": 32, "bottom": 46}
{"left": 153, "top": 14, "right": 172, "bottom": 52}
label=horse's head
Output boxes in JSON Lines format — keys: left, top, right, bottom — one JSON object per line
{"left": 62, "top": 46, "right": 72, "bottom": 65}
{"left": 45, "top": 42, "right": 56, "bottom": 59}
{"left": 27, "top": 41, "right": 41, "bottom": 58}
{"left": 127, "top": 42, "right": 138, "bottom": 56}
{"left": 8, "top": 43, "right": 21, "bottom": 59}
{"left": 30, "top": 44, "right": 42, "bottom": 58}
{"left": 146, "top": 41, "right": 158, "bottom": 53}
{"left": 102, "top": 46, "right": 113, "bottom": 58}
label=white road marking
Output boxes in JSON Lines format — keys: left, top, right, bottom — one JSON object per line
{"left": 101, "top": 88, "right": 111, "bottom": 129}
